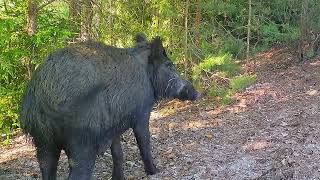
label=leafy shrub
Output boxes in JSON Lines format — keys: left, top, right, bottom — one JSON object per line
{"left": 260, "top": 22, "right": 300, "bottom": 47}
{"left": 206, "top": 75, "right": 256, "bottom": 106}
{"left": 261, "top": 23, "right": 282, "bottom": 46}
{"left": 219, "top": 37, "right": 246, "bottom": 58}
{"left": 230, "top": 75, "right": 257, "bottom": 92}
{"left": 0, "top": 85, "right": 25, "bottom": 144}
{"left": 192, "top": 54, "right": 239, "bottom": 82}
{"left": 0, "top": 1, "right": 73, "bottom": 143}
{"left": 191, "top": 54, "right": 255, "bottom": 106}
{"left": 207, "top": 85, "right": 232, "bottom": 106}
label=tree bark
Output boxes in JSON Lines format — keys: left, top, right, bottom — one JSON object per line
{"left": 157, "top": 1, "right": 160, "bottom": 33}
{"left": 299, "top": 0, "right": 309, "bottom": 61}
{"left": 27, "top": 0, "right": 37, "bottom": 36}
{"left": 184, "top": 0, "right": 189, "bottom": 74}
{"left": 92, "top": 0, "right": 101, "bottom": 40}
{"left": 26, "top": 0, "right": 38, "bottom": 79}
{"left": 80, "top": 0, "right": 93, "bottom": 41}
{"left": 109, "top": 0, "right": 115, "bottom": 45}
{"left": 27, "top": 0, "right": 56, "bottom": 36}
{"left": 169, "top": 18, "right": 173, "bottom": 50}
{"left": 3, "top": 0, "right": 8, "bottom": 13}
{"left": 69, "top": 0, "right": 81, "bottom": 34}
{"left": 194, "top": 0, "right": 202, "bottom": 48}
{"left": 246, "top": 0, "right": 252, "bottom": 60}
{"left": 26, "top": 0, "right": 56, "bottom": 78}
{"left": 184, "top": 0, "right": 189, "bottom": 62}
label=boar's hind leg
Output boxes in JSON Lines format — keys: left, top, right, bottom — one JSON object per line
{"left": 133, "top": 125, "right": 159, "bottom": 175}
{"left": 36, "top": 145, "right": 61, "bottom": 180}
{"left": 65, "top": 145, "right": 98, "bottom": 180}
{"left": 111, "top": 136, "right": 125, "bottom": 180}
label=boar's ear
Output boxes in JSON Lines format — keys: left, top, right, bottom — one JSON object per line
{"left": 150, "top": 37, "right": 164, "bottom": 60}
{"left": 135, "top": 33, "right": 147, "bottom": 43}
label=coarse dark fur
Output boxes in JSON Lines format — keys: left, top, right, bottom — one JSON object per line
{"left": 22, "top": 40, "right": 152, "bottom": 149}
{"left": 20, "top": 34, "right": 200, "bottom": 180}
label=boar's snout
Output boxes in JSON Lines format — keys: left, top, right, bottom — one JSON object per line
{"left": 176, "top": 80, "right": 201, "bottom": 101}
{"left": 194, "top": 91, "right": 202, "bottom": 100}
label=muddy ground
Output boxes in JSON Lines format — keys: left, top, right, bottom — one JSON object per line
{"left": 1, "top": 49, "right": 320, "bottom": 180}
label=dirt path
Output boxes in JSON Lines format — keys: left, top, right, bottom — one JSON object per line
{"left": 1, "top": 49, "right": 320, "bottom": 180}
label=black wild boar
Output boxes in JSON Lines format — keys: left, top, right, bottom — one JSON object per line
{"left": 20, "top": 34, "right": 200, "bottom": 180}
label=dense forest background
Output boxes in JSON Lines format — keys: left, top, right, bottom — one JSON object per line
{"left": 0, "top": 0, "right": 320, "bottom": 143}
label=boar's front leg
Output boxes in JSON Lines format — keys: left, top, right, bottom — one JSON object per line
{"left": 35, "top": 143, "right": 61, "bottom": 180}
{"left": 65, "top": 145, "right": 97, "bottom": 180}
{"left": 111, "top": 136, "right": 125, "bottom": 180}
{"left": 133, "top": 122, "right": 159, "bottom": 175}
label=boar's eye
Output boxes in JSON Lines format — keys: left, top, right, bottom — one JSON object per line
{"left": 163, "top": 50, "right": 168, "bottom": 57}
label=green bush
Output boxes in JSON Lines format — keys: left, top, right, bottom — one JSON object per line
{"left": 0, "top": 85, "right": 25, "bottom": 144}
{"left": 261, "top": 23, "right": 282, "bottom": 46}
{"left": 208, "top": 85, "right": 234, "bottom": 106}
{"left": 260, "top": 22, "right": 300, "bottom": 47}
{"left": 219, "top": 37, "right": 246, "bottom": 58}
{"left": 192, "top": 54, "right": 239, "bottom": 82}
{"left": 230, "top": 75, "right": 257, "bottom": 92}
{"left": 0, "top": 1, "right": 73, "bottom": 143}
{"left": 208, "top": 85, "right": 229, "bottom": 97}
{"left": 192, "top": 54, "right": 256, "bottom": 106}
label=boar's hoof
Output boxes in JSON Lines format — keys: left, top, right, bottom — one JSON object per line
{"left": 112, "top": 174, "right": 125, "bottom": 180}
{"left": 145, "top": 165, "right": 159, "bottom": 175}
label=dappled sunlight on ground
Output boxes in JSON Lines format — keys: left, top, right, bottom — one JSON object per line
{"left": 242, "top": 140, "right": 271, "bottom": 151}
{"left": 257, "top": 48, "right": 286, "bottom": 59}
{"left": 155, "top": 100, "right": 194, "bottom": 117}
{"left": 0, "top": 136, "right": 34, "bottom": 164}
{"left": 305, "top": 89, "right": 319, "bottom": 96}
{"left": 0, "top": 145, "right": 34, "bottom": 164}
{"left": 227, "top": 83, "right": 287, "bottom": 113}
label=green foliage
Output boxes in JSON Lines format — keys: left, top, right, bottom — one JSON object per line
{"left": 208, "top": 86, "right": 233, "bottom": 106}
{"left": 220, "top": 37, "right": 246, "bottom": 58}
{"left": 192, "top": 54, "right": 247, "bottom": 106}
{"left": 230, "top": 75, "right": 257, "bottom": 92}
{"left": 0, "top": 85, "right": 24, "bottom": 144}
{"left": 0, "top": 0, "right": 73, "bottom": 143}
{"left": 208, "top": 85, "right": 229, "bottom": 98}
{"left": 260, "top": 23, "right": 300, "bottom": 46}
{"left": 192, "top": 54, "right": 239, "bottom": 81}
{"left": 206, "top": 74, "right": 256, "bottom": 106}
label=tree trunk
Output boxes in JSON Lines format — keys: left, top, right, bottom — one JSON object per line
{"left": 299, "top": 0, "right": 309, "bottom": 61}
{"left": 109, "top": 0, "right": 115, "bottom": 45}
{"left": 3, "top": 0, "right": 8, "bottom": 13}
{"left": 184, "top": 0, "right": 189, "bottom": 74}
{"left": 169, "top": 18, "right": 173, "bottom": 50}
{"left": 26, "top": 0, "right": 56, "bottom": 79}
{"left": 80, "top": 0, "right": 93, "bottom": 41}
{"left": 157, "top": 1, "right": 160, "bottom": 33}
{"left": 91, "top": 0, "right": 101, "bottom": 40}
{"left": 194, "top": 0, "right": 202, "bottom": 48}
{"left": 26, "top": 0, "right": 37, "bottom": 79}
{"left": 69, "top": 0, "right": 81, "bottom": 34}
{"left": 27, "top": 0, "right": 37, "bottom": 36}
{"left": 246, "top": 0, "right": 252, "bottom": 60}
{"left": 142, "top": 1, "right": 145, "bottom": 27}
{"left": 184, "top": 0, "right": 189, "bottom": 62}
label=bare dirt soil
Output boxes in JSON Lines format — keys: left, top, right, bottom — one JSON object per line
{"left": 1, "top": 48, "right": 320, "bottom": 180}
